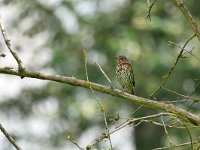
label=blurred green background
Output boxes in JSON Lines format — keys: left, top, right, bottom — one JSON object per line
{"left": 0, "top": 0, "right": 200, "bottom": 150}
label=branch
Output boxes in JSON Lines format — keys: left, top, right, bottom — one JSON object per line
{"left": 0, "top": 19, "right": 25, "bottom": 72}
{"left": 83, "top": 49, "right": 113, "bottom": 150}
{"left": 149, "top": 35, "right": 196, "bottom": 98}
{"left": 160, "top": 116, "right": 173, "bottom": 146}
{"left": 153, "top": 140, "right": 198, "bottom": 150}
{"left": 0, "top": 67, "right": 200, "bottom": 126}
{"left": 162, "top": 87, "right": 200, "bottom": 103}
{"left": 145, "top": 0, "right": 158, "bottom": 21}
{"left": 67, "top": 134, "right": 83, "bottom": 150}
{"left": 88, "top": 113, "right": 172, "bottom": 148}
{"left": 175, "top": 0, "right": 200, "bottom": 41}
{"left": 95, "top": 61, "right": 114, "bottom": 89}
{"left": 115, "top": 113, "right": 172, "bottom": 133}
{"left": 0, "top": 123, "right": 22, "bottom": 150}
{"left": 168, "top": 41, "right": 200, "bottom": 63}
{"left": 182, "top": 123, "right": 193, "bottom": 150}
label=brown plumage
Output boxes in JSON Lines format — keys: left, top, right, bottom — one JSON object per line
{"left": 115, "top": 55, "right": 135, "bottom": 94}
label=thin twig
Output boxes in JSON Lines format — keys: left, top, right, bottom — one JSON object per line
{"left": 0, "top": 123, "right": 22, "bottom": 150}
{"left": 95, "top": 61, "right": 114, "bottom": 89}
{"left": 108, "top": 113, "right": 120, "bottom": 126}
{"left": 175, "top": 0, "right": 200, "bottom": 41}
{"left": 129, "top": 105, "right": 143, "bottom": 117}
{"left": 114, "top": 113, "right": 172, "bottom": 134}
{"left": 162, "top": 87, "right": 200, "bottom": 102}
{"left": 91, "top": 112, "right": 196, "bottom": 148}
{"left": 89, "top": 113, "right": 172, "bottom": 148}
{"left": 149, "top": 35, "right": 196, "bottom": 98}
{"left": 183, "top": 80, "right": 200, "bottom": 103}
{"left": 136, "top": 119, "right": 197, "bottom": 129}
{"left": 168, "top": 40, "right": 200, "bottom": 62}
{"left": 182, "top": 123, "right": 193, "bottom": 150}
{"left": 67, "top": 134, "right": 83, "bottom": 150}
{"left": 160, "top": 116, "right": 173, "bottom": 146}
{"left": 135, "top": 119, "right": 166, "bottom": 127}
{"left": 162, "top": 80, "right": 200, "bottom": 104}
{"left": 0, "top": 19, "right": 25, "bottom": 72}
{"left": 153, "top": 141, "right": 198, "bottom": 150}
{"left": 181, "top": 80, "right": 200, "bottom": 112}
{"left": 145, "top": 0, "right": 158, "bottom": 21}
{"left": 83, "top": 49, "right": 113, "bottom": 150}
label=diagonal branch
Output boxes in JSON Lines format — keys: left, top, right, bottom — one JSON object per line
{"left": 0, "top": 123, "right": 21, "bottom": 150}
{"left": 162, "top": 87, "right": 200, "bottom": 102}
{"left": 149, "top": 35, "right": 196, "bottom": 98}
{"left": 168, "top": 41, "right": 200, "bottom": 62}
{"left": 0, "top": 67, "right": 200, "bottom": 126}
{"left": 175, "top": 0, "right": 200, "bottom": 41}
{"left": 89, "top": 113, "right": 171, "bottom": 148}
{"left": 145, "top": 0, "right": 158, "bottom": 21}
{"left": 0, "top": 19, "right": 25, "bottom": 72}
{"left": 95, "top": 61, "right": 114, "bottom": 89}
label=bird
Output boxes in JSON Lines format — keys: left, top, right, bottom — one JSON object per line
{"left": 115, "top": 55, "right": 135, "bottom": 94}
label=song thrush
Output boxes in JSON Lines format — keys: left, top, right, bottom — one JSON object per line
{"left": 115, "top": 55, "right": 135, "bottom": 94}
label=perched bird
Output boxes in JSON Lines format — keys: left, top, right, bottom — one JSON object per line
{"left": 115, "top": 55, "right": 135, "bottom": 94}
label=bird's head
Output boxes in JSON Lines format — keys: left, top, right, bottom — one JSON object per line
{"left": 114, "top": 55, "right": 129, "bottom": 64}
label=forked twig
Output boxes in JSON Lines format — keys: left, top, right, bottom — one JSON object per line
{"left": 89, "top": 113, "right": 172, "bottom": 148}
{"left": 83, "top": 49, "right": 113, "bottom": 150}
{"left": 160, "top": 116, "right": 173, "bottom": 146}
{"left": 149, "top": 35, "right": 196, "bottom": 98}
{"left": 168, "top": 41, "right": 200, "bottom": 62}
{"left": 0, "top": 19, "right": 25, "bottom": 72}
{"left": 145, "top": 0, "right": 158, "bottom": 21}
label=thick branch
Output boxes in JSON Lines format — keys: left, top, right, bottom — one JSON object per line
{"left": 0, "top": 67, "right": 200, "bottom": 126}
{"left": 175, "top": 0, "right": 200, "bottom": 41}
